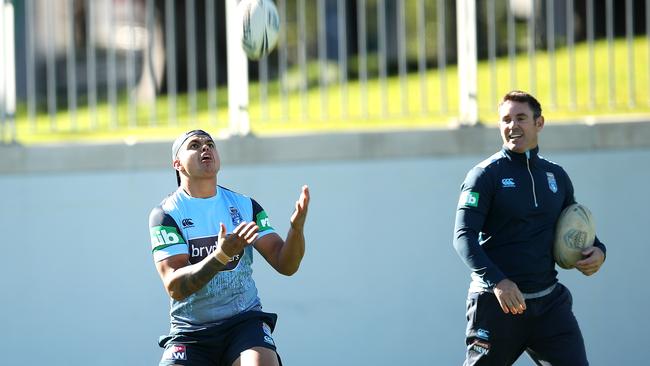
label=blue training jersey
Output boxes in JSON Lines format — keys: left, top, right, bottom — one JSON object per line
{"left": 149, "top": 185, "right": 276, "bottom": 333}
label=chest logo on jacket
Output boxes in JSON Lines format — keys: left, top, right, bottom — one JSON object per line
{"left": 546, "top": 172, "right": 558, "bottom": 193}
{"left": 501, "top": 178, "right": 516, "bottom": 188}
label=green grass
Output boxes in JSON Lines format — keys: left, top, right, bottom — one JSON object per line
{"left": 6, "top": 36, "right": 650, "bottom": 145}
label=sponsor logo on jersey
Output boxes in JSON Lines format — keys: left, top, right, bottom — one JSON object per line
{"left": 181, "top": 218, "right": 194, "bottom": 228}
{"left": 229, "top": 206, "right": 244, "bottom": 226}
{"left": 459, "top": 191, "right": 480, "bottom": 207}
{"left": 256, "top": 210, "right": 273, "bottom": 231}
{"left": 501, "top": 178, "right": 516, "bottom": 188}
{"left": 150, "top": 226, "right": 186, "bottom": 251}
{"left": 546, "top": 172, "right": 558, "bottom": 193}
{"left": 162, "top": 344, "right": 187, "bottom": 360}
{"left": 188, "top": 236, "right": 243, "bottom": 270}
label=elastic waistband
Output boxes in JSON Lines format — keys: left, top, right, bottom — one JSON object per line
{"left": 479, "top": 283, "right": 557, "bottom": 300}
{"left": 521, "top": 283, "right": 557, "bottom": 299}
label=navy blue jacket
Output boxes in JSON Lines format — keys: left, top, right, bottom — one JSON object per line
{"left": 453, "top": 146, "right": 606, "bottom": 293}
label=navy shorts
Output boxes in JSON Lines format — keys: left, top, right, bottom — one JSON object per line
{"left": 464, "top": 283, "right": 588, "bottom": 366}
{"left": 158, "top": 311, "right": 281, "bottom": 366}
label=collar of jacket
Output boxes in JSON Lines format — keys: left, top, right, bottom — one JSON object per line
{"left": 502, "top": 145, "right": 540, "bottom": 164}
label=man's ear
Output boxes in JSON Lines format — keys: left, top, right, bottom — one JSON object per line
{"left": 535, "top": 116, "right": 545, "bottom": 129}
{"left": 172, "top": 159, "right": 182, "bottom": 172}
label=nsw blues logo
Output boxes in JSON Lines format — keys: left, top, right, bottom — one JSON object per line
{"left": 229, "top": 206, "right": 244, "bottom": 226}
{"left": 546, "top": 172, "right": 558, "bottom": 193}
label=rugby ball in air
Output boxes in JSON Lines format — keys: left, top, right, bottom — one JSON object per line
{"left": 553, "top": 203, "right": 596, "bottom": 269}
{"left": 238, "top": 0, "right": 280, "bottom": 60}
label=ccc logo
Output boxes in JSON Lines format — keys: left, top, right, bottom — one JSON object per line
{"left": 501, "top": 178, "right": 515, "bottom": 187}
{"left": 181, "top": 218, "right": 194, "bottom": 227}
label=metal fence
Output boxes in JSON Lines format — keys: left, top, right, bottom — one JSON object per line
{"left": 1, "top": 0, "right": 649, "bottom": 144}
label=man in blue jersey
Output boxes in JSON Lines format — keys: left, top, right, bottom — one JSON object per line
{"left": 453, "top": 91, "right": 606, "bottom": 365}
{"left": 149, "top": 129, "right": 310, "bottom": 366}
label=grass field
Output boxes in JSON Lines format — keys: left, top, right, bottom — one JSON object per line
{"left": 5, "top": 36, "right": 650, "bottom": 145}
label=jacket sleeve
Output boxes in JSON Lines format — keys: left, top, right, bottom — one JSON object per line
{"left": 561, "top": 169, "right": 607, "bottom": 259}
{"left": 453, "top": 166, "right": 506, "bottom": 288}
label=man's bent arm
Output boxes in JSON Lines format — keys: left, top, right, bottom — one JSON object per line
{"left": 255, "top": 229, "right": 305, "bottom": 276}
{"left": 156, "top": 254, "right": 225, "bottom": 301}
{"left": 255, "top": 186, "right": 309, "bottom": 276}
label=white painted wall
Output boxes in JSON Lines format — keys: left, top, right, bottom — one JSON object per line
{"left": 1, "top": 143, "right": 647, "bottom": 365}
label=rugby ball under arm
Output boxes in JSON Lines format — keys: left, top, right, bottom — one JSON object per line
{"left": 553, "top": 203, "right": 596, "bottom": 269}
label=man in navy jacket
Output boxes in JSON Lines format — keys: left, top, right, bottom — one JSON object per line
{"left": 453, "top": 90, "right": 606, "bottom": 365}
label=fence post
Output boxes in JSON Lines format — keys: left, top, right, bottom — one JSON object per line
{"left": 456, "top": 0, "right": 479, "bottom": 125}
{"left": 226, "top": 0, "right": 250, "bottom": 136}
{"left": 0, "top": 1, "right": 16, "bottom": 143}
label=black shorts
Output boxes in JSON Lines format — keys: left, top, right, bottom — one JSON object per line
{"left": 158, "top": 310, "right": 281, "bottom": 366}
{"left": 464, "top": 283, "right": 587, "bottom": 366}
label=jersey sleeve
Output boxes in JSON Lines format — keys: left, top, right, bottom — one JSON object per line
{"left": 453, "top": 166, "right": 506, "bottom": 288}
{"left": 251, "top": 198, "right": 276, "bottom": 238}
{"left": 560, "top": 167, "right": 607, "bottom": 259}
{"left": 149, "top": 205, "right": 188, "bottom": 262}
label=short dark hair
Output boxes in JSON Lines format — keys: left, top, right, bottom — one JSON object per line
{"left": 499, "top": 90, "right": 542, "bottom": 119}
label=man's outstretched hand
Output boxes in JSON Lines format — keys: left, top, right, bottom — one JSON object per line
{"left": 290, "top": 185, "right": 310, "bottom": 231}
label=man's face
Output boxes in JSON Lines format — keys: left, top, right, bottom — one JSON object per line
{"left": 175, "top": 135, "right": 220, "bottom": 181}
{"left": 498, "top": 100, "right": 544, "bottom": 153}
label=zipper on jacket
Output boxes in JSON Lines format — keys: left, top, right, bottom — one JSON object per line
{"left": 525, "top": 151, "right": 538, "bottom": 207}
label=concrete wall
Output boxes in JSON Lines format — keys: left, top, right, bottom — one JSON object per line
{"left": 1, "top": 121, "right": 648, "bottom": 365}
